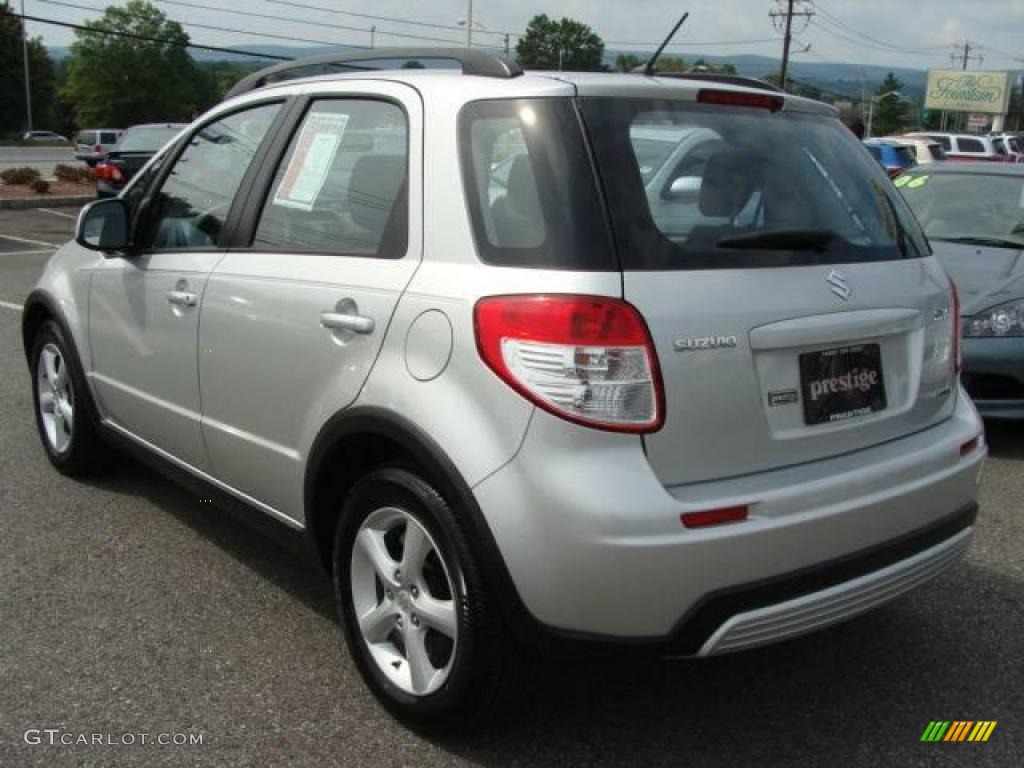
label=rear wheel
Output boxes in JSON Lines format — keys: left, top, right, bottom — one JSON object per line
{"left": 30, "top": 320, "right": 110, "bottom": 475}
{"left": 333, "top": 467, "right": 517, "bottom": 733}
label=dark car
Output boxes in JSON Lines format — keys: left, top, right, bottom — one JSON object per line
{"left": 896, "top": 163, "right": 1024, "bottom": 419}
{"left": 863, "top": 139, "right": 917, "bottom": 178}
{"left": 94, "top": 123, "right": 186, "bottom": 197}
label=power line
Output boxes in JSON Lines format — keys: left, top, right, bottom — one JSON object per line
{"left": 265, "top": 0, "right": 518, "bottom": 39}
{"left": 34, "top": 0, "right": 372, "bottom": 48}
{"left": 809, "top": 18, "right": 945, "bottom": 59}
{"left": 811, "top": 1, "right": 949, "bottom": 54}
{"left": 20, "top": 13, "right": 294, "bottom": 59}
{"left": 603, "top": 36, "right": 780, "bottom": 48}
{"left": 153, "top": 0, "right": 503, "bottom": 49}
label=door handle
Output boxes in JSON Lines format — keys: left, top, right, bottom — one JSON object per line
{"left": 320, "top": 311, "right": 374, "bottom": 334}
{"left": 166, "top": 290, "right": 198, "bottom": 307}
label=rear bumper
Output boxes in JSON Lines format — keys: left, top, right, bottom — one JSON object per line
{"left": 962, "top": 337, "right": 1024, "bottom": 420}
{"left": 684, "top": 507, "right": 974, "bottom": 655}
{"left": 473, "top": 391, "right": 984, "bottom": 647}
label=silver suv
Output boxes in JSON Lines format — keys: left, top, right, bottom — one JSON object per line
{"left": 22, "top": 50, "right": 986, "bottom": 731}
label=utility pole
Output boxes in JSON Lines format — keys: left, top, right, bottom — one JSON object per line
{"left": 769, "top": 0, "right": 814, "bottom": 91}
{"left": 465, "top": 0, "right": 473, "bottom": 48}
{"left": 503, "top": 33, "right": 510, "bottom": 56}
{"left": 370, "top": 25, "right": 376, "bottom": 49}
{"left": 951, "top": 41, "right": 984, "bottom": 70}
{"left": 20, "top": 0, "right": 33, "bottom": 134}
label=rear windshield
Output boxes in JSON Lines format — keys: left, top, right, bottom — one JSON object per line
{"left": 928, "top": 143, "right": 947, "bottom": 160}
{"left": 580, "top": 98, "right": 928, "bottom": 270}
{"left": 77, "top": 131, "right": 96, "bottom": 145}
{"left": 116, "top": 126, "right": 183, "bottom": 153}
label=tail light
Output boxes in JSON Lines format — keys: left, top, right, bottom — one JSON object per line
{"left": 92, "top": 163, "right": 122, "bottom": 182}
{"left": 93, "top": 144, "right": 102, "bottom": 153}
{"left": 697, "top": 89, "right": 784, "bottom": 112}
{"left": 951, "top": 278, "right": 962, "bottom": 374}
{"left": 474, "top": 295, "right": 664, "bottom": 433}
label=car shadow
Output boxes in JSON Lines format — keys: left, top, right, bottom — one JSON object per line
{"left": 984, "top": 419, "right": 1023, "bottom": 460}
{"left": 79, "top": 453, "right": 337, "bottom": 622}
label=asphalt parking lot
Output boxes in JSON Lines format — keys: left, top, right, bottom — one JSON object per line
{"left": 0, "top": 206, "right": 1021, "bottom": 767}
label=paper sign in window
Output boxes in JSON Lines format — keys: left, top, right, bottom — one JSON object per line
{"left": 273, "top": 112, "right": 350, "bottom": 211}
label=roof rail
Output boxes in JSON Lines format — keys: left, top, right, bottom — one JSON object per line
{"left": 629, "top": 67, "right": 783, "bottom": 94}
{"left": 225, "top": 48, "right": 523, "bottom": 100}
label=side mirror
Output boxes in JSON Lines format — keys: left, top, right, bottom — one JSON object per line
{"left": 76, "top": 198, "right": 129, "bottom": 254}
{"left": 664, "top": 176, "right": 702, "bottom": 202}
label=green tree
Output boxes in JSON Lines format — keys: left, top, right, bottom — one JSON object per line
{"left": 615, "top": 53, "right": 642, "bottom": 72}
{"left": 516, "top": 14, "right": 604, "bottom": 71}
{"left": 63, "top": 1, "right": 217, "bottom": 127}
{"left": 0, "top": 3, "right": 57, "bottom": 135}
{"left": 870, "top": 72, "right": 910, "bottom": 137}
{"left": 653, "top": 55, "right": 688, "bottom": 73}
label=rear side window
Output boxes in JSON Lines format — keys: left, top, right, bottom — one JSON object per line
{"left": 957, "top": 137, "right": 985, "bottom": 153}
{"left": 581, "top": 98, "right": 928, "bottom": 270}
{"left": 459, "top": 99, "right": 615, "bottom": 270}
{"left": 100, "top": 131, "right": 118, "bottom": 144}
{"left": 894, "top": 146, "right": 916, "bottom": 166}
{"left": 253, "top": 99, "right": 408, "bottom": 258}
{"left": 992, "top": 138, "right": 1007, "bottom": 155}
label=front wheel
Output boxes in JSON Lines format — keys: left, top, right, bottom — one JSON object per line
{"left": 333, "top": 467, "right": 518, "bottom": 733}
{"left": 30, "top": 320, "right": 110, "bottom": 475}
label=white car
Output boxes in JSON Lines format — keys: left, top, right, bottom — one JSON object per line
{"left": 895, "top": 136, "right": 948, "bottom": 165}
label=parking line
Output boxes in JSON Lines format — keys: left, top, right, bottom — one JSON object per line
{"left": 0, "top": 299, "right": 24, "bottom": 312}
{"left": 0, "top": 233, "right": 58, "bottom": 248}
{"left": 35, "top": 208, "right": 77, "bottom": 220}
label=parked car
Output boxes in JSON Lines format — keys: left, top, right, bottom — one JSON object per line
{"left": 904, "top": 132, "right": 1006, "bottom": 163}
{"left": 991, "top": 134, "right": 1023, "bottom": 163}
{"left": 93, "top": 123, "right": 186, "bottom": 198}
{"left": 863, "top": 138, "right": 918, "bottom": 177}
{"left": 895, "top": 136, "right": 948, "bottom": 165}
{"left": 74, "top": 129, "right": 123, "bottom": 165}
{"left": 22, "top": 130, "right": 68, "bottom": 143}
{"left": 22, "top": 50, "right": 985, "bottom": 732}
{"left": 895, "top": 163, "right": 1024, "bottom": 420}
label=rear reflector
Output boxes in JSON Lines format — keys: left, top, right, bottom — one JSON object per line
{"left": 681, "top": 505, "right": 749, "bottom": 529}
{"left": 697, "top": 89, "right": 784, "bottom": 112}
{"left": 960, "top": 436, "right": 979, "bottom": 457}
{"left": 474, "top": 294, "right": 664, "bottom": 433}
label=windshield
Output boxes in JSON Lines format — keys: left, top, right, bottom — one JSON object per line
{"left": 896, "top": 171, "right": 1024, "bottom": 248}
{"left": 116, "top": 126, "right": 183, "bottom": 153}
{"left": 580, "top": 98, "right": 928, "bottom": 270}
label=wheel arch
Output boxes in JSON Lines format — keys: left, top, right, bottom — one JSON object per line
{"left": 304, "top": 407, "right": 537, "bottom": 640}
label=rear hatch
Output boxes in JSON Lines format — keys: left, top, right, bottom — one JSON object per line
{"left": 579, "top": 91, "right": 959, "bottom": 486}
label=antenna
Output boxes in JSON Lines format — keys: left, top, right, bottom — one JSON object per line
{"left": 644, "top": 12, "right": 689, "bottom": 77}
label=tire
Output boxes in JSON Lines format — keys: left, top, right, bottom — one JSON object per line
{"left": 333, "top": 467, "right": 518, "bottom": 733}
{"left": 29, "top": 319, "right": 110, "bottom": 476}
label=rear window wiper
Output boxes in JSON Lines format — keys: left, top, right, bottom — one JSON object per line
{"left": 931, "top": 235, "right": 1024, "bottom": 250}
{"left": 715, "top": 228, "right": 840, "bottom": 252}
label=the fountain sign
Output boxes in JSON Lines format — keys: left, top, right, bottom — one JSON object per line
{"left": 925, "top": 70, "right": 1012, "bottom": 114}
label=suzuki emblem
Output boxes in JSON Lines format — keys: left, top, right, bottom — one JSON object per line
{"left": 826, "top": 269, "right": 851, "bottom": 301}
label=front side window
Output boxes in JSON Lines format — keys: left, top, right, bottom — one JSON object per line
{"left": 580, "top": 98, "right": 928, "bottom": 270}
{"left": 143, "top": 103, "right": 281, "bottom": 251}
{"left": 252, "top": 99, "right": 408, "bottom": 258}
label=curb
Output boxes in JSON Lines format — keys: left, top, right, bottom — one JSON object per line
{"left": 0, "top": 195, "right": 93, "bottom": 210}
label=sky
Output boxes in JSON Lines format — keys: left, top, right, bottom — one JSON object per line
{"left": 18, "top": 0, "right": 1024, "bottom": 72}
